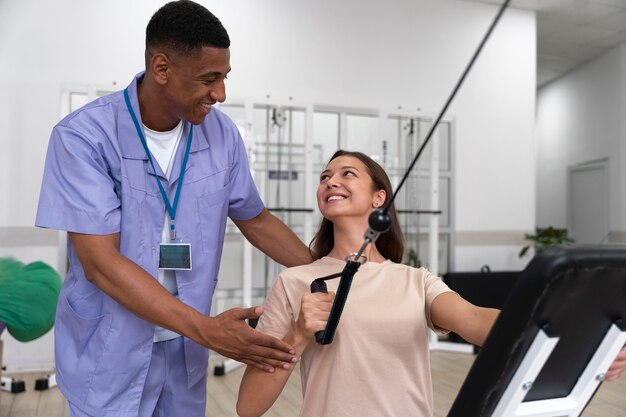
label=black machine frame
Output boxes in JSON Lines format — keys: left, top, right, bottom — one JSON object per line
{"left": 447, "top": 245, "right": 626, "bottom": 417}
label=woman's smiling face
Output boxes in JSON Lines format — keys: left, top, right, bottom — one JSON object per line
{"left": 317, "top": 155, "right": 386, "bottom": 222}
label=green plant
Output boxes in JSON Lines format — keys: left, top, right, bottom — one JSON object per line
{"left": 519, "top": 226, "right": 575, "bottom": 258}
{"left": 405, "top": 247, "right": 422, "bottom": 268}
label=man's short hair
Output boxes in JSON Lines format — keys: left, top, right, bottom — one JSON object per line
{"left": 146, "top": 0, "right": 230, "bottom": 56}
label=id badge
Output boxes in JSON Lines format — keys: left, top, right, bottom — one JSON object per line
{"left": 159, "top": 243, "right": 192, "bottom": 270}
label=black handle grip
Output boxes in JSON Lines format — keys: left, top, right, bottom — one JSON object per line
{"left": 310, "top": 279, "right": 328, "bottom": 294}
{"left": 310, "top": 279, "right": 328, "bottom": 344}
{"left": 309, "top": 261, "right": 361, "bottom": 345}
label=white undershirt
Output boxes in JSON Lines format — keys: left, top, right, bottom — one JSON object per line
{"left": 144, "top": 120, "right": 184, "bottom": 342}
{"left": 143, "top": 120, "right": 183, "bottom": 176}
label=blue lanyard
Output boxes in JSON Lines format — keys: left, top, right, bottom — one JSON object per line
{"left": 124, "top": 88, "right": 193, "bottom": 240}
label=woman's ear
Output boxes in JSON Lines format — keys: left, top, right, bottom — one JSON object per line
{"left": 373, "top": 190, "right": 386, "bottom": 208}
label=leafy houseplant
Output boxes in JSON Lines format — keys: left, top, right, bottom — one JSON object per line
{"left": 405, "top": 247, "right": 422, "bottom": 268}
{"left": 519, "top": 226, "right": 575, "bottom": 258}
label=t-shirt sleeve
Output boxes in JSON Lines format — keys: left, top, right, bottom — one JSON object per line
{"left": 423, "top": 269, "right": 456, "bottom": 335}
{"left": 255, "top": 275, "right": 296, "bottom": 339}
{"left": 227, "top": 125, "right": 264, "bottom": 221}
{"left": 35, "top": 125, "right": 121, "bottom": 234}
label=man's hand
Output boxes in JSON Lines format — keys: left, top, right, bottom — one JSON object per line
{"left": 205, "top": 306, "right": 297, "bottom": 373}
{"left": 605, "top": 345, "right": 626, "bottom": 382}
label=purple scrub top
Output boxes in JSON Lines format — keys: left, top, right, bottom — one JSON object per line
{"left": 36, "top": 72, "right": 264, "bottom": 416}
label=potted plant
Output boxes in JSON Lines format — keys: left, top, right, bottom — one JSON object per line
{"left": 405, "top": 247, "right": 422, "bottom": 268}
{"left": 519, "top": 226, "right": 575, "bottom": 258}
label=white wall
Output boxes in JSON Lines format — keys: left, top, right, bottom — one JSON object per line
{"left": 536, "top": 44, "right": 625, "bottom": 237}
{"left": 0, "top": 0, "right": 537, "bottom": 368}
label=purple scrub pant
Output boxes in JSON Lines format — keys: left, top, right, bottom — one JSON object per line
{"left": 69, "top": 336, "right": 207, "bottom": 417}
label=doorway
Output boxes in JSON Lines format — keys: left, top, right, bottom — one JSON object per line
{"left": 567, "top": 160, "right": 609, "bottom": 244}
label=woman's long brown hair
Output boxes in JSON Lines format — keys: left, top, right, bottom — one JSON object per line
{"left": 309, "top": 150, "right": 404, "bottom": 263}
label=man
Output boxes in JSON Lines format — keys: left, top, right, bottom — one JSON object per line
{"left": 36, "top": 1, "right": 312, "bottom": 416}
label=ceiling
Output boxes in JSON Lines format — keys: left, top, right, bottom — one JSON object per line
{"left": 463, "top": 0, "right": 626, "bottom": 87}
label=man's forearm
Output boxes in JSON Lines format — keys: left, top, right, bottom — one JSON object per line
{"left": 69, "top": 232, "right": 298, "bottom": 371}
{"left": 234, "top": 209, "right": 313, "bottom": 267}
{"left": 69, "top": 232, "right": 209, "bottom": 345}
{"left": 259, "top": 218, "right": 312, "bottom": 267}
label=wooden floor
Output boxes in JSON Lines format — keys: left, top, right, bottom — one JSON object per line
{"left": 1, "top": 351, "right": 624, "bottom": 416}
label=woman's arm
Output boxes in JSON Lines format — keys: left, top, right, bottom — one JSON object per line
{"left": 431, "top": 292, "right": 626, "bottom": 383}
{"left": 430, "top": 292, "right": 499, "bottom": 346}
{"left": 237, "top": 291, "right": 335, "bottom": 417}
{"left": 237, "top": 327, "right": 307, "bottom": 417}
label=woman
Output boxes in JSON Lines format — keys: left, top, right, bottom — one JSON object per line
{"left": 237, "top": 150, "right": 626, "bottom": 417}
{"left": 236, "top": 150, "right": 497, "bottom": 417}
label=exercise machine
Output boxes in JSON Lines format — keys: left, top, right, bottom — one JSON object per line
{"left": 448, "top": 244, "right": 626, "bottom": 417}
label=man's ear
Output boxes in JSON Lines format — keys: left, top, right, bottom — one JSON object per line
{"left": 149, "top": 52, "right": 170, "bottom": 86}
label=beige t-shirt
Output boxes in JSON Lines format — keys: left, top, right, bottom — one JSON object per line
{"left": 256, "top": 256, "right": 454, "bottom": 417}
